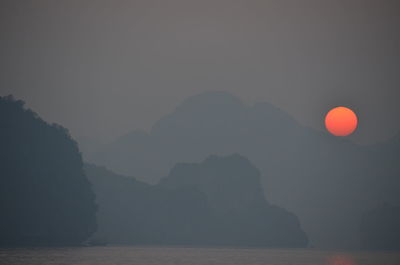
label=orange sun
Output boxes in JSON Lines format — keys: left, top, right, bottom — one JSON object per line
{"left": 325, "top": 107, "right": 358, "bottom": 136}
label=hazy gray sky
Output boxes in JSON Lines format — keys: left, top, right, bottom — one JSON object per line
{"left": 1, "top": 0, "right": 399, "bottom": 144}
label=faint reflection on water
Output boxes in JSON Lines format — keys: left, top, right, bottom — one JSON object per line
{"left": 0, "top": 246, "right": 399, "bottom": 265}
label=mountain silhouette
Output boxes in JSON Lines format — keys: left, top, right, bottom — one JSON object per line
{"left": 160, "top": 154, "right": 308, "bottom": 247}
{"left": 86, "top": 91, "right": 400, "bottom": 249}
{"left": 85, "top": 163, "right": 213, "bottom": 245}
{"left": 0, "top": 95, "right": 97, "bottom": 246}
{"left": 160, "top": 154, "right": 266, "bottom": 214}
{"left": 86, "top": 154, "right": 308, "bottom": 247}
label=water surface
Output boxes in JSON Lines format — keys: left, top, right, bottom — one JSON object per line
{"left": 0, "top": 246, "right": 399, "bottom": 265}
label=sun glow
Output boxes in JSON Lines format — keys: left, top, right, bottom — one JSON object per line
{"left": 325, "top": 107, "right": 358, "bottom": 136}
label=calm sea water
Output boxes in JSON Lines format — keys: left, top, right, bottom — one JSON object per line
{"left": 0, "top": 246, "right": 399, "bottom": 265}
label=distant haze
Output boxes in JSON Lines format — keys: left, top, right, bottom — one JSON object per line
{"left": 1, "top": 0, "right": 400, "bottom": 144}
{"left": 87, "top": 90, "right": 400, "bottom": 248}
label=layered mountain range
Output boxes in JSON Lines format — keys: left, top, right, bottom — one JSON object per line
{"left": 84, "top": 91, "right": 400, "bottom": 248}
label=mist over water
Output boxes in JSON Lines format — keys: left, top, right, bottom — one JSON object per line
{"left": 1, "top": 247, "right": 399, "bottom": 265}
